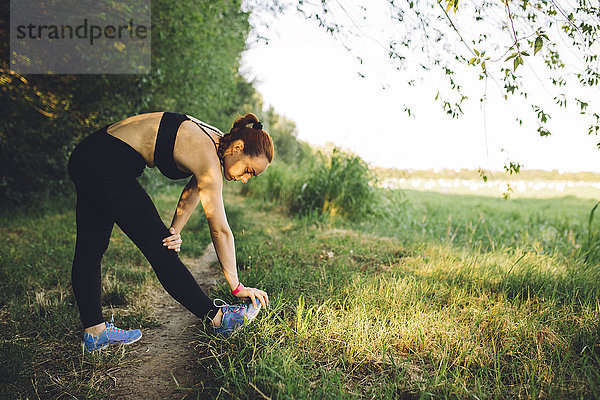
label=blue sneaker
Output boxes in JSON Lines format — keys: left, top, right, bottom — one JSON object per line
{"left": 210, "top": 299, "right": 261, "bottom": 337}
{"left": 82, "top": 315, "right": 142, "bottom": 352}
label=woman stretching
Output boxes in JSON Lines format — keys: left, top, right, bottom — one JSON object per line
{"left": 68, "top": 112, "right": 272, "bottom": 352}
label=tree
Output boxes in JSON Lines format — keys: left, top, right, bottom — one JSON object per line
{"left": 0, "top": 0, "right": 255, "bottom": 204}
{"left": 245, "top": 0, "right": 599, "bottom": 173}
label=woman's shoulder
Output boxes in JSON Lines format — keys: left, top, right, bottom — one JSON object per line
{"left": 184, "top": 114, "right": 223, "bottom": 136}
{"left": 174, "top": 120, "right": 222, "bottom": 178}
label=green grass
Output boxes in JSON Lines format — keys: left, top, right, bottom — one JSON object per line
{"left": 0, "top": 180, "right": 212, "bottom": 399}
{"left": 367, "top": 190, "right": 600, "bottom": 260}
{"left": 195, "top": 190, "right": 600, "bottom": 399}
{"left": 1, "top": 180, "right": 599, "bottom": 399}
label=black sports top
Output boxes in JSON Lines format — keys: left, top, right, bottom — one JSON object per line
{"left": 153, "top": 112, "right": 222, "bottom": 180}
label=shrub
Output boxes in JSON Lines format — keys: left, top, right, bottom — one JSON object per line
{"left": 290, "top": 148, "right": 376, "bottom": 221}
{"left": 240, "top": 161, "right": 298, "bottom": 206}
{"left": 244, "top": 148, "right": 379, "bottom": 222}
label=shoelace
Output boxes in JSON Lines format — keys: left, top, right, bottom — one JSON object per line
{"left": 106, "top": 314, "right": 125, "bottom": 333}
{"left": 213, "top": 298, "right": 245, "bottom": 314}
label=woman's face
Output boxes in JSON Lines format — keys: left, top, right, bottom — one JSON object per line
{"left": 222, "top": 140, "right": 269, "bottom": 183}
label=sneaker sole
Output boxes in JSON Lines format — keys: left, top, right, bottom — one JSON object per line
{"left": 82, "top": 342, "right": 109, "bottom": 352}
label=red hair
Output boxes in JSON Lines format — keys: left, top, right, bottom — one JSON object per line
{"left": 218, "top": 113, "right": 274, "bottom": 162}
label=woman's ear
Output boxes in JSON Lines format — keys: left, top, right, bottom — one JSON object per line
{"left": 231, "top": 139, "right": 245, "bottom": 154}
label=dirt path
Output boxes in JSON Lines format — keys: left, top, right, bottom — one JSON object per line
{"left": 106, "top": 244, "right": 219, "bottom": 400}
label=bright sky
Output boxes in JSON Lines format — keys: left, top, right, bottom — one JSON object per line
{"left": 241, "top": 4, "right": 599, "bottom": 173}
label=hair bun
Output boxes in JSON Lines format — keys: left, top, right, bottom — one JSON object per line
{"left": 233, "top": 113, "right": 259, "bottom": 130}
{"left": 220, "top": 113, "right": 274, "bottom": 163}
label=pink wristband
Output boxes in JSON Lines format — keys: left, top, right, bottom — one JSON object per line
{"left": 232, "top": 282, "right": 244, "bottom": 295}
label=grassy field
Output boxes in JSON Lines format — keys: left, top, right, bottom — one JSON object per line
{"left": 1, "top": 182, "right": 599, "bottom": 399}
{"left": 0, "top": 179, "right": 212, "bottom": 399}
{"left": 199, "top": 189, "right": 600, "bottom": 399}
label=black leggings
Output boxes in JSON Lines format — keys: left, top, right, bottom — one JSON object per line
{"left": 68, "top": 126, "right": 218, "bottom": 328}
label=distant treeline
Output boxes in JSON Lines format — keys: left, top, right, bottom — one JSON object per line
{"left": 0, "top": 0, "right": 308, "bottom": 205}
{"left": 374, "top": 167, "right": 600, "bottom": 182}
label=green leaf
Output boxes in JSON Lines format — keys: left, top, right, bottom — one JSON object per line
{"left": 534, "top": 36, "right": 543, "bottom": 55}
{"left": 478, "top": 168, "right": 488, "bottom": 182}
{"left": 537, "top": 126, "right": 551, "bottom": 136}
{"left": 513, "top": 56, "right": 523, "bottom": 71}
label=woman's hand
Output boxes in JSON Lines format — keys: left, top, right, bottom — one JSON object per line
{"left": 162, "top": 227, "right": 182, "bottom": 252}
{"left": 234, "top": 286, "right": 269, "bottom": 310}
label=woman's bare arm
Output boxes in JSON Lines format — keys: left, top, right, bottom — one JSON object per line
{"left": 169, "top": 177, "right": 201, "bottom": 233}
{"left": 172, "top": 124, "right": 240, "bottom": 289}
{"left": 169, "top": 122, "right": 268, "bottom": 308}
{"left": 195, "top": 166, "right": 240, "bottom": 291}
{"left": 161, "top": 178, "right": 200, "bottom": 252}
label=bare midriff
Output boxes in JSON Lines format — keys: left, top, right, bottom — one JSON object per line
{"left": 106, "top": 112, "right": 164, "bottom": 167}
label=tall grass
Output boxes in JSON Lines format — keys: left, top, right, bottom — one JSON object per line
{"left": 583, "top": 201, "right": 600, "bottom": 264}
{"left": 207, "top": 147, "right": 600, "bottom": 398}
{"left": 244, "top": 148, "right": 377, "bottom": 221}
{"left": 363, "top": 190, "right": 600, "bottom": 268}
{"left": 196, "top": 192, "right": 600, "bottom": 399}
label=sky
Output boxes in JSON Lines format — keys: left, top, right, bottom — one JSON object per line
{"left": 240, "top": 3, "right": 600, "bottom": 173}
